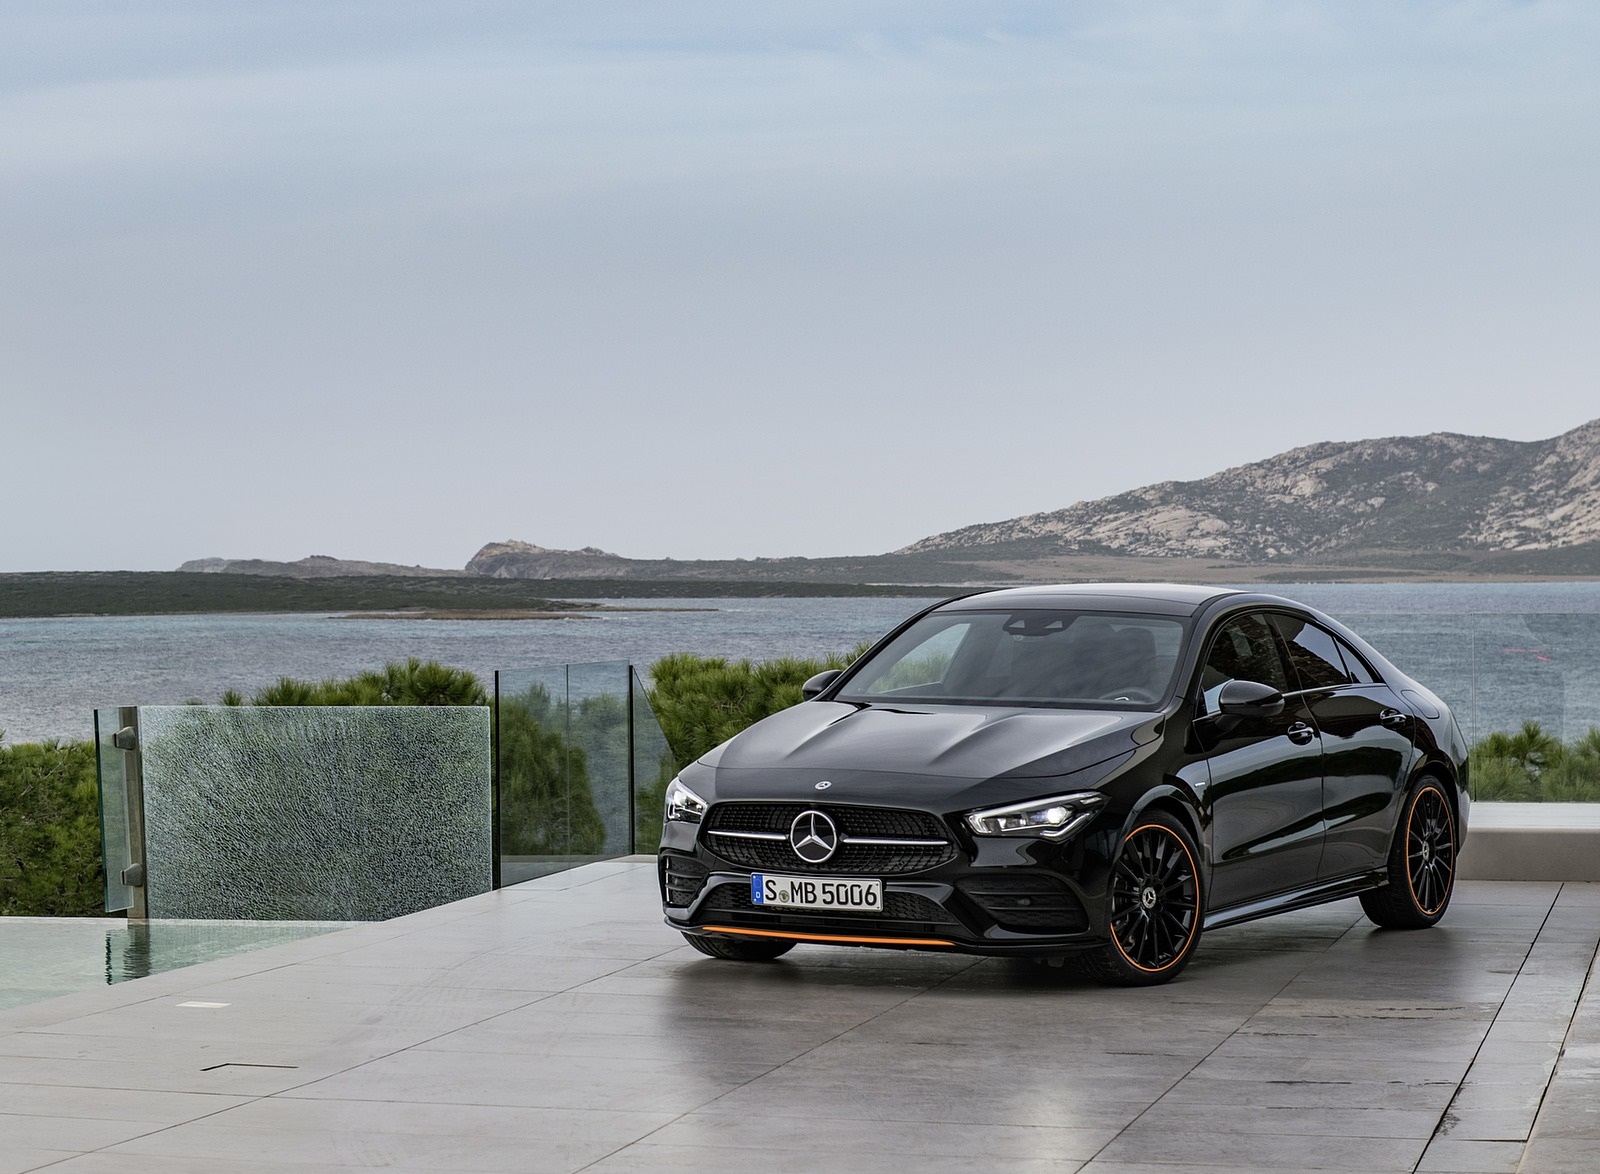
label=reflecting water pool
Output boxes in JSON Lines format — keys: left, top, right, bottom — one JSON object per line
{"left": 0, "top": 917, "right": 352, "bottom": 1011}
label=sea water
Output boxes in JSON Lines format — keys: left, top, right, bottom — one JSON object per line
{"left": 4, "top": 583, "right": 1600, "bottom": 745}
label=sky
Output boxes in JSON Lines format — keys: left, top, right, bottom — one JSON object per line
{"left": 3, "top": 1, "right": 1598, "bottom": 572}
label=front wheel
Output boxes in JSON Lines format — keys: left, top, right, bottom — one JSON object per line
{"left": 1360, "top": 779, "right": 1458, "bottom": 929}
{"left": 1082, "top": 813, "right": 1204, "bottom": 986}
{"left": 682, "top": 932, "right": 796, "bottom": 961}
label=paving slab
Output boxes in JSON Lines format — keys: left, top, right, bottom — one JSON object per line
{"left": 1, "top": 868, "right": 1598, "bottom": 1173}
{"left": 1519, "top": 890, "right": 1600, "bottom": 1172}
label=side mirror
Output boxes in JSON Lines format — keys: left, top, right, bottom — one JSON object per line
{"left": 1217, "top": 679, "right": 1285, "bottom": 719}
{"left": 801, "top": 669, "right": 843, "bottom": 701}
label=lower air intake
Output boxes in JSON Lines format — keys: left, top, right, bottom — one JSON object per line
{"left": 958, "top": 873, "right": 1089, "bottom": 933}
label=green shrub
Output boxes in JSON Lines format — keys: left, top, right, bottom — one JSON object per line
{"left": 1539, "top": 763, "right": 1600, "bottom": 803}
{"left": 1468, "top": 755, "right": 1536, "bottom": 801}
{"left": 0, "top": 739, "right": 104, "bottom": 916}
{"left": 254, "top": 676, "right": 322, "bottom": 705}
{"left": 1473, "top": 721, "right": 1563, "bottom": 779}
{"left": 646, "top": 645, "right": 867, "bottom": 768}
{"left": 250, "top": 658, "right": 487, "bottom": 707}
{"left": 1470, "top": 721, "right": 1600, "bottom": 801}
{"left": 1568, "top": 727, "right": 1600, "bottom": 769}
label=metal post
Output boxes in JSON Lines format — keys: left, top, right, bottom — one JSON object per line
{"left": 491, "top": 671, "right": 502, "bottom": 890}
{"left": 627, "top": 665, "right": 637, "bottom": 855}
{"left": 118, "top": 706, "right": 149, "bottom": 921}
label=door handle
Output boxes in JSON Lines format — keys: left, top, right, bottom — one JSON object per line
{"left": 1286, "top": 721, "right": 1316, "bottom": 745}
{"left": 1379, "top": 708, "right": 1411, "bottom": 730}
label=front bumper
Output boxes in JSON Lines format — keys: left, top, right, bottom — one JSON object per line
{"left": 659, "top": 840, "right": 1110, "bottom": 957}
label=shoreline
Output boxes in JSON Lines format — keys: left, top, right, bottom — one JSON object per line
{"left": 333, "top": 606, "right": 719, "bottom": 620}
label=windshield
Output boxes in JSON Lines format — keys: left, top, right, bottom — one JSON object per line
{"left": 836, "top": 609, "right": 1189, "bottom": 709}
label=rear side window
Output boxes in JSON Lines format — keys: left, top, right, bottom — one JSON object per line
{"left": 1334, "top": 636, "right": 1378, "bottom": 684}
{"left": 1269, "top": 614, "right": 1353, "bottom": 691}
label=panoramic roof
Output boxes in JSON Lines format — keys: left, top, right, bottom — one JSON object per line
{"left": 942, "top": 583, "right": 1237, "bottom": 616}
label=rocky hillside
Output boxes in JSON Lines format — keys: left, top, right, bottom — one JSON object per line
{"left": 464, "top": 541, "right": 636, "bottom": 578}
{"left": 177, "top": 555, "right": 463, "bottom": 577}
{"left": 899, "top": 418, "right": 1600, "bottom": 565}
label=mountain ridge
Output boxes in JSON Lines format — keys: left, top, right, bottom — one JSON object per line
{"left": 899, "top": 418, "right": 1600, "bottom": 564}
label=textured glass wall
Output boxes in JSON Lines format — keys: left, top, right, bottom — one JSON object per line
{"left": 495, "top": 662, "right": 676, "bottom": 882}
{"left": 137, "top": 705, "right": 491, "bottom": 920}
{"left": 92, "top": 708, "right": 134, "bottom": 914}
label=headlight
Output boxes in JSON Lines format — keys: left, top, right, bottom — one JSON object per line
{"left": 965, "top": 792, "right": 1107, "bottom": 840}
{"left": 663, "top": 777, "right": 708, "bottom": 825}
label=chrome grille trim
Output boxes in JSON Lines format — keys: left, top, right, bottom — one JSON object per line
{"left": 707, "top": 830, "right": 948, "bottom": 847}
{"left": 707, "top": 830, "right": 787, "bottom": 841}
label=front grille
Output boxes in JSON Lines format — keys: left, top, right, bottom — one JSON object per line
{"left": 697, "top": 882, "right": 961, "bottom": 935}
{"left": 957, "top": 873, "right": 1088, "bottom": 933}
{"left": 661, "top": 855, "right": 709, "bottom": 907}
{"left": 703, "top": 803, "right": 957, "bottom": 875}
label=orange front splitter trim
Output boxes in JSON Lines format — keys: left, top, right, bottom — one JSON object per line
{"left": 701, "top": 925, "right": 955, "bottom": 948}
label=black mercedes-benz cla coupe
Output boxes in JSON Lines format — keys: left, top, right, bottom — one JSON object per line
{"left": 657, "top": 584, "right": 1469, "bottom": 985}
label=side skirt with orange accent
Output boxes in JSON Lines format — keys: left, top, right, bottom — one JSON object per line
{"left": 699, "top": 925, "right": 956, "bottom": 948}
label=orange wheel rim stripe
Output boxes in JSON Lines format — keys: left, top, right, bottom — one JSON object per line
{"left": 1110, "top": 823, "right": 1201, "bottom": 974}
{"left": 1405, "top": 785, "right": 1455, "bottom": 916}
{"left": 700, "top": 925, "right": 955, "bottom": 948}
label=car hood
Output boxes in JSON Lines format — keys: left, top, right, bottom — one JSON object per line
{"left": 705, "top": 700, "right": 1156, "bottom": 782}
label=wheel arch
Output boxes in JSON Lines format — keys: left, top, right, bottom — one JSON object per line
{"left": 1407, "top": 754, "right": 1465, "bottom": 831}
{"left": 1123, "top": 786, "right": 1208, "bottom": 888}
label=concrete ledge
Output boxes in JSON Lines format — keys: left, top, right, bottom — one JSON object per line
{"left": 1461, "top": 804, "right": 1600, "bottom": 881}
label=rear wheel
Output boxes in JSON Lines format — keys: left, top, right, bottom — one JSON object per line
{"left": 1360, "top": 779, "right": 1457, "bottom": 929}
{"left": 682, "top": 932, "right": 796, "bottom": 961}
{"left": 1083, "top": 813, "right": 1203, "bottom": 986}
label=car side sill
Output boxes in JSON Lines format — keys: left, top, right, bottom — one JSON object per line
{"left": 1204, "top": 870, "right": 1388, "bottom": 932}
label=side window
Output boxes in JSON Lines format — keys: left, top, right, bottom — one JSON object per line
{"left": 1269, "top": 614, "right": 1353, "bottom": 691}
{"left": 1334, "top": 636, "right": 1377, "bottom": 685}
{"left": 1200, "top": 613, "right": 1289, "bottom": 713}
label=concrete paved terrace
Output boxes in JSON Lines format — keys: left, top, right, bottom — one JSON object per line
{"left": 3, "top": 862, "right": 1599, "bottom": 1174}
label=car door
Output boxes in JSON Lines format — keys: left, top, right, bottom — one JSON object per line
{"left": 1196, "top": 611, "right": 1326, "bottom": 910}
{"left": 1267, "top": 613, "right": 1418, "bottom": 881}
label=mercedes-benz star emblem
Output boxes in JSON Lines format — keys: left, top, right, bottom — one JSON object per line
{"left": 789, "top": 810, "right": 839, "bottom": 864}
{"left": 814, "top": 780, "right": 832, "bottom": 790}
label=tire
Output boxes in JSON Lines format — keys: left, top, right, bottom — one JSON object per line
{"left": 682, "top": 932, "right": 796, "bottom": 961}
{"left": 1082, "top": 812, "right": 1204, "bottom": 987}
{"left": 1360, "top": 779, "right": 1458, "bottom": 929}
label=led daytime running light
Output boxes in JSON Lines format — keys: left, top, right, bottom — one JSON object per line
{"left": 965, "top": 792, "right": 1106, "bottom": 840}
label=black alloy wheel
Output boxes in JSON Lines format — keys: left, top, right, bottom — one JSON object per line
{"left": 1083, "top": 812, "right": 1203, "bottom": 986}
{"left": 1361, "top": 780, "right": 1457, "bottom": 929}
{"left": 682, "top": 931, "right": 796, "bottom": 962}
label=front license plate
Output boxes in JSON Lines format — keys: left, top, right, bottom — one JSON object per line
{"left": 751, "top": 873, "right": 883, "bottom": 912}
